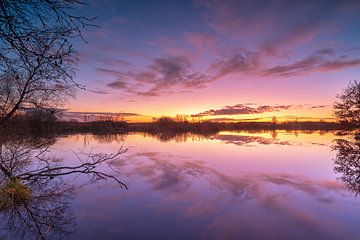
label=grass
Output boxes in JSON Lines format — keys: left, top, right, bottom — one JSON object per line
{"left": 0, "top": 179, "right": 31, "bottom": 210}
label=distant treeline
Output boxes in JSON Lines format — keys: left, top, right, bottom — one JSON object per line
{"left": 1, "top": 116, "right": 358, "bottom": 137}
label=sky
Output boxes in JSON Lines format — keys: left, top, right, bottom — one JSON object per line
{"left": 68, "top": 0, "right": 360, "bottom": 122}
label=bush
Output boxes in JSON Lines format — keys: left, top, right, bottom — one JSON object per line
{"left": 0, "top": 179, "right": 31, "bottom": 210}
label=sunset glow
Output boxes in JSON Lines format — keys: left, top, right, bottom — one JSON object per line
{"left": 2, "top": 1, "right": 360, "bottom": 238}
{"left": 66, "top": 0, "right": 360, "bottom": 122}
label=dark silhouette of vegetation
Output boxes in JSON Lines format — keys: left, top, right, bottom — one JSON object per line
{"left": 0, "top": 0, "right": 93, "bottom": 125}
{"left": 0, "top": 137, "right": 127, "bottom": 239}
{"left": 333, "top": 132, "right": 360, "bottom": 195}
{"left": 334, "top": 80, "right": 360, "bottom": 126}
{"left": 0, "top": 115, "right": 357, "bottom": 140}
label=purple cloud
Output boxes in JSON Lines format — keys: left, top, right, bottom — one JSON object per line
{"left": 308, "top": 105, "right": 328, "bottom": 109}
{"left": 192, "top": 104, "right": 296, "bottom": 117}
{"left": 89, "top": 90, "right": 109, "bottom": 95}
{"left": 98, "top": 58, "right": 132, "bottom": 67}
{"left": 107, "top": 80, "right": 128, "bottom": 89}
{"left": 211, "top": 50, "right": 260, "bottom": 78}
{"left": 263, "top": 50, "right": 360, "bottom": 76}
{"left": 103, "top": 55, "right": 211, "bottom": 96}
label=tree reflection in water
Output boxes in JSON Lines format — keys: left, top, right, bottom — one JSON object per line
{"left": 0, "top": 137, "right": 126, "bottom": 239}
{"left": 333, "top": 132, "right": 360, "bottom": 194}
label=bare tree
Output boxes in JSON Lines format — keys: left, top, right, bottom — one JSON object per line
{"left": 334, "top": 80, "right": 360, "bottom": 126}
{"left": 0, "top": 0, "right": 93, "bottom": 124}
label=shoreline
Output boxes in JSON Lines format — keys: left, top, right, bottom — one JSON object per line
{"left": 1, "top": 120, "right": 358, "bottom": 136}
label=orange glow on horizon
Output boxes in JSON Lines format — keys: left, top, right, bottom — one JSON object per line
{"left": 67, "top": 102, "right": 336, "bottom": 123}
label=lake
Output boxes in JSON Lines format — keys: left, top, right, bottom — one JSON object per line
{"left": 1, "top": 130, "right": 360, "bottom": 240}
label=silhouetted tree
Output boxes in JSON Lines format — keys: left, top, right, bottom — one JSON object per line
{"left": 271, "top": 116, "right": 278, "bottom": 124}
{"left": 175, "top": 114, "right": 188, "bottom": 122}
{"left": 334, "top": 80, "right": 360, "bottom": 126}
{"left": 0, "top": 1, "right": 93, "bottom": 124}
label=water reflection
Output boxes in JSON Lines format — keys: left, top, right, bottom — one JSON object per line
{"left": 115, "top": 150, "right": 345, "bottom": 204}
{"left": 0, "top": 137, "right": 126, "bottom": 239}
{"left": 138, "top": 130, "right": 327, "bottom": 144}
{"left": 0, "top": 138, "right": 74, "bottom": 239}
{"left": 210, "top": 134, "right": 292, "bottom": 146}
{"left": 333, "top": 132, "right": 360, "bottom": 194}
{"left": 117, "top": 152, "right": 344, "bottom": 199}
{"left": 106, "top": 148, "right": 350, "bottom": 239}
{"left": 91, "top": 133, "right": 127, "bottom": 144}
{"left": 1, "top": 130, "right": 360, "bottom": 239}
{"left": 82, "top": 130, "right": 335, "bottom": 147}
{"left": 139, "top": 132, "right": 210, "bottom": 143}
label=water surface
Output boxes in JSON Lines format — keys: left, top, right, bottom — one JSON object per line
{"left": 1, "top": 130, "right": 359, "bottom": 239}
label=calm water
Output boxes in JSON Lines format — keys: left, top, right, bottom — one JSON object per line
{"left": 1, "top": 130, "right": 360, "bottom": 239}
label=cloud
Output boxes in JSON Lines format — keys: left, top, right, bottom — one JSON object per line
{"left": 100, "top": 46, "right": 351, "bottom": 98}
{"left": 107, "top": 80, "right": 128, "bottom": 89}
{"left": 260, "top": 20, "right": 333, "bottom": 57}
{"left": 315, "top": 48, "right": 336, "bottom": 56}
{"left": 196, "top": 0, "right": 282, "bottom": 38}
{"left": 320, "top": 58, "right": 360, "bottom": 71}
{"left": 309, "top": 105, "right": 328, "bottom": 109}
{"left": 103, "top": 55, "right": 211, "bottom": 96}
{"left": 190, "top": 0, "right": 360, "bottom": 80}
{"left": 185, "top": 32, "right": 220, "bottom": 55}
{"left": 98, "top": 58, "right": 131, "bottom": 67}
{"left": 89, "top": 90, "right": 109, "bottom": 95}
{"left": 203, "top": 117, "right": 247, "bottom": 122}
{"left": 203, "top": 47, "right": 360, "bottom": 81}
{"left": 141, "top": 55, "right": 209, "bottom": 89}
{"left": 192, "top": 104, "right": 296, "bottom": 117}
{"left": 210, "top": 50, "right": 260, "bottom": 79}
{"left": 96, "top": 67, "right": 123, "bottom": 77}
{"left": 263, "top": 54, "right": 322, "bottom": 76}
{"left": 263, "top": 50, "right": 360, "bottom": 76}
{"left": 73, "top": 0, "right": 360, "bottom": 102}
{"left": 61, "top": 111, "right": 141, "bottom": 122}
{"left": 134, "top": 90, "right": 160, "bottom": 97}
{"left": 196, "top": 0, "right": 350, "bottom": 50}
